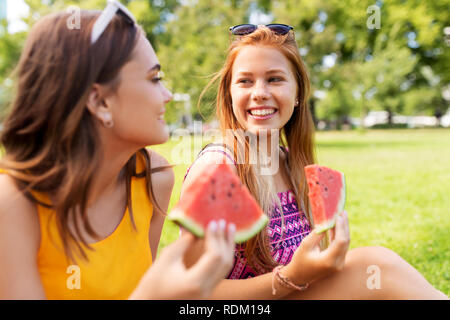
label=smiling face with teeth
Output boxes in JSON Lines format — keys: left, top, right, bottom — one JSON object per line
{"left": 230, "top": 45, "right": 299, "bottom": 135}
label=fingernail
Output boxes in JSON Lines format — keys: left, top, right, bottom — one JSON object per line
{"left": 228, "top": 223, "right": 236, "bottom": 235}
{"left": 219, "top": 219, "right": 226, "bottom": 231}
{"left": 208, "top": 220, "right": 217, "bottom": 232}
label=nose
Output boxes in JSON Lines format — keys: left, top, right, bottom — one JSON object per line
{"left": 163, "top": 84, "right": 173, "bottom": 104}
{"left": 251, "top": 80, "right": 270, "bottom": 102}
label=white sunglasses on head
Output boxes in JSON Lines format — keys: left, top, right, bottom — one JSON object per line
{"left": 90, "top": 0, "right": 136, "bottom": 45}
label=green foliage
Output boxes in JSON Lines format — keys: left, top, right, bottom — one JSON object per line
{"left": 0, "top": 21, "right": 26, "bottom": 117}
{"left": 157, "top": 0, "right": 253, "bottom": 123}
{"left": 0, "top": 0, "right": 448, "bottom": 124}
{"left": 273, "top": 0, "right": 449, "bottom": 124}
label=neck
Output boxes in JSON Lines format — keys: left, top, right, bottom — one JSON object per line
{"left": 88, "top": 135, "right": 139, "bottom": 206}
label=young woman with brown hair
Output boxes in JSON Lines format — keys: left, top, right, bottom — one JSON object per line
{"left": 0, "top": 1, "right": 235, "bottom": 300}
{"left": 182, "top": 24, "right": 448, "bottom": 299}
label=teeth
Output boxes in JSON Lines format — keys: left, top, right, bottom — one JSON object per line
{"left": 249, "top": 109, "right": 275, "bottom": 116}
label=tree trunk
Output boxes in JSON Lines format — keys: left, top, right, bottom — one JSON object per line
{"left": 386, "top": 107, "right": 393, "bottom": 125}
{"left": 359, "top": 97, "right": 367, "bottom": 132}
{"left": 309, "top": 98, "right": 318, "bottom": 128}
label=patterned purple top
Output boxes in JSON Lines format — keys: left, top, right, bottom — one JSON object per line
{"left": 183, "top": 143, "right": 312, "bottom": 279}
{"left": 226, "top": 189, "right": 311, "bottom": 279}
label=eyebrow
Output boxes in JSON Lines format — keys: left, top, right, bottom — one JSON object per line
{"left": 148, "top": 64, "right": 161, "bottom": 73}
{"left": 235, "top": 69, "right": 287, "bottom": 76}
{"left": 266, "top": 69, "right": 287, "bottom": 74}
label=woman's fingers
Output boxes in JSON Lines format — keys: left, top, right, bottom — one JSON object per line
{"left": 226, "top": 223, "right": 236, "bottom": 249}
{"left": 304, "top": 228, "right": 326, "bottom": 249}
{"left": 160, "top": 232, "right": 196, "bottom": 262}
{"left": 192, "top": 220, "right": 235, "bottom": 282}
{"left": 323, "top": 213, "right": 349, "bottom": 265}
{"left": 328, "top": 227, "right": 335, "bottom": 242}
{"left": 342, "top": 210, "right": 350, "bottom": 241}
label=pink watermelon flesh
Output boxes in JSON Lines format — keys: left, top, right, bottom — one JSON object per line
{"left": 304, "top": 165, "right": 346, "bottom": 234}
{"left": 168, "top": 163, "right": 268, "bottom": 243}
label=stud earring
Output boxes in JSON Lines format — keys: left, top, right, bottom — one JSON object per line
{"left": 295, "top": 98, "right": 300, "bottom": 106}
{"left": 101, "top": 112, "right": 114, "bottom": 128}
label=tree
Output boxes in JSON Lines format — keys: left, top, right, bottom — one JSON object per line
{"left": 272, "top": 0, "right": 449, "bottom": 127}
{"left": 157, "top": 0, "right": 254, "bottom": 124}
{"left": 0, "top": 20, "right": 26, "bottom": 118}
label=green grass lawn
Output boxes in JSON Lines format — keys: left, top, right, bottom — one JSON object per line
{"left": 151, "top": 128, "right": 450, "bottom": 296}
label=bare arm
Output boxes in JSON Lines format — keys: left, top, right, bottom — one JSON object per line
{"left": 147, "top": 149, "right": 175, "bottom": 261}
{"left": 0, "top": 175, "right": 46, "bottom": 299}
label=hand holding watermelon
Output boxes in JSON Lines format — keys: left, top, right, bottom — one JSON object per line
{"left": 131, "top": 220, "right": 235, "bottom": 299}
{"left": 169, "top": 163, "right": 268, "bottom": 243}
{"left": 280, "top": 210, "right": 350, "bottom": 286}
{"left": 277, "top": 165, "right": 350, "bottom": 285}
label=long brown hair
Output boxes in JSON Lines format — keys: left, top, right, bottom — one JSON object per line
{"left": 0, "top": 11, "right": 163, "bottom": 262}
{"left": 200, "top": 27, "right": 316, "bottom": 272}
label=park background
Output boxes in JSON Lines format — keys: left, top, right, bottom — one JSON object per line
{"left": 0, "top": 0, "right": 449, "bottom": 295}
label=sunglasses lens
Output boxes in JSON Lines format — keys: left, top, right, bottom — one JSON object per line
{"left": 267, "top": 24, "right": 292, "bottom": 35}
{"left": 117, "top": 9, "right": 135, "bottom": 25}
{"left": 232, "top": 24, "right": 257, "bottom": 35}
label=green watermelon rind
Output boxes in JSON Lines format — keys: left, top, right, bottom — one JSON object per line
{"left": 313, "top": 173, "right": 346, "bottom": 234}
{"left": 168, "top": 208, "right": 269, "bottom": 243}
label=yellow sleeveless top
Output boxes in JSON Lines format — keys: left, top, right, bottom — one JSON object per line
{"left": 1, "top": 154, "right": 153, "bottom": 299}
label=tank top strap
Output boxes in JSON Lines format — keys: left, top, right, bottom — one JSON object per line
{"left": 198, "top": 142, "right": 237, "bottom": 164}
{"left": 183, "top": 142, "right": 237, "bottom": 182}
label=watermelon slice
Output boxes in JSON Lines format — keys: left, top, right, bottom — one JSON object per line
{"left": 304, "top": 165, "right": 346, "bottom": 234}
{"left": 168, "top": 163, "right": 269, "bottom": 243}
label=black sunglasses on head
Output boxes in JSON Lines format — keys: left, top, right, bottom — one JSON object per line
{"left": 229, "top": 24, "right": 293, "bottom": 36}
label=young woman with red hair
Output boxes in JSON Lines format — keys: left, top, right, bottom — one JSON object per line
{"left": 182, "top": 24, "right": 448, "bottom": 300}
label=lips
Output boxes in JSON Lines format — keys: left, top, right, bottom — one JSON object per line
{"left": 157, "top": 109, "right": 165, "bottom": 123}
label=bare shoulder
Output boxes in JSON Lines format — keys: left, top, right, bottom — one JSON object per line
{"left": 0, "top": 174, "right": 40, "bottom": 249}
{"left": 0, "top": 174, "right": 44, "bottom": 298}
{"left": 146, "top": 149, "right": 174, "bottom": 202}
{"left": 182, "top": 144, "right": 237, "bottom": 193}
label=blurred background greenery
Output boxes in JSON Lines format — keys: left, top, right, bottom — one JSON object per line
{"left": 0, "top": 0, "right": 449, "bottom": 128}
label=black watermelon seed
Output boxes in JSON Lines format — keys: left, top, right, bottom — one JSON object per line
{"left": 227, "top": 192, "right": 232, "bottom": 197}
{"left": 211, "top": 194, "right": 216, "bottom": 200}
{"left": 211, "top": 179, "right": 216, "bottom": 184}
{"left": 231, "top": 183, "right": 235, "bottom": 188}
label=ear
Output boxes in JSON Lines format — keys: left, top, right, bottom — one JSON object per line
{"left": 86, "top": 84, "right": 111, "bottom": 120}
